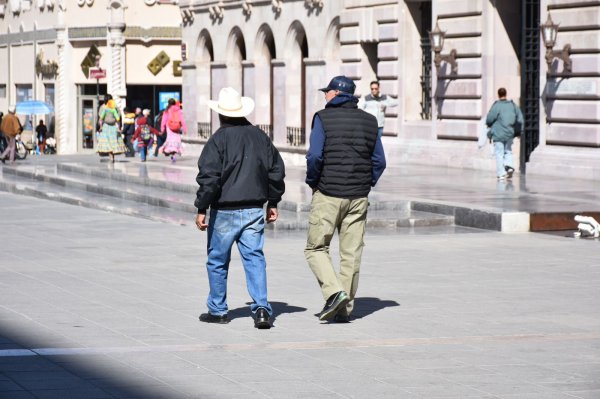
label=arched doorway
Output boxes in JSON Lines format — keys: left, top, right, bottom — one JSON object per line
{"left": 254, "top": 24, "right": 276, "bottom": 139}
{"left": 284, "top": 21, "right": 308, "bottom": 146}
{"left": 196, "top": 29, "right": 214, "bottom": 138}
{"left": 226, "top": 27, "right": 246, "bottom": 94}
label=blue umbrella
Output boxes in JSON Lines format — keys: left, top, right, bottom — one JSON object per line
{"left": 15, "top": 100, "right": 54, "bottom": 115}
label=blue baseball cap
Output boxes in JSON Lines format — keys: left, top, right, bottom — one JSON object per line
{"left": 319, "top": 76, "right": 356, "bottom": 94}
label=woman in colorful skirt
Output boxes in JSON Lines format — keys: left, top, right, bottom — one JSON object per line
{"left": 160, "top": 99, "right": 186, "bottom": 163}
{"left": 97, "top": 99, "right": 127, "bottom": 163}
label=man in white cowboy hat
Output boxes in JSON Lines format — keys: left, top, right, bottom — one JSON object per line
{"left": 194, "top": 87, "right": 285, "bottom": 329}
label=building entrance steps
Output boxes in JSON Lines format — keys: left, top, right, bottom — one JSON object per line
{"left": 0, "top": 160, "right": 455, "bottom": 231}
{"left": 1, "top": 154, "right": 599, "bottom": 233}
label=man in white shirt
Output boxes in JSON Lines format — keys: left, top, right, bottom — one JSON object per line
{"left": 358, "top": 81, "right": 398, "bottom": 138}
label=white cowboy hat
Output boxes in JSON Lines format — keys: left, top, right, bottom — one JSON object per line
{"left": 207, "top": 87, "right": 255, "bottom": 117}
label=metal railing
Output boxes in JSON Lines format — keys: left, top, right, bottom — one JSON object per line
{"left": 286, "top": 126, "right": 305, "bottom": 147}
{"left": 257, "top": 124, "right": 273, "bottom": 140}
{"left": 197, "top": 122, "right": 212, "bottom": 139}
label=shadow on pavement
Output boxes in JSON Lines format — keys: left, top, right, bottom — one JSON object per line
{"left": 0, "top": 324, "right": 178, "bottom": 399}
{"left": 351, "top": 297, "right": 400, "bottom": 319}
{"left": 229, "top": 301, "right": 307, "bottom": 322}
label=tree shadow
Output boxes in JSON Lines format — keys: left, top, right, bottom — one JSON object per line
{"left": 228, "top": 301, "right": 307, "bottom": 323}
{"left": 350, "top": 297, "right": 400, "bottom": 320}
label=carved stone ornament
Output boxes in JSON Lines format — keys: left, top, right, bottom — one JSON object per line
{"left": 242, "top": 0, "right": 252, "bottom": 16}
{"left": 0, "top": 4, "right": 5, "bottom": 17}
{"left": 35, "top": 49, "right": 59, "bottom": 77}
{"left": 37, "top": 0, "right": 45, "bottom": 10}
{"left": 305, "top": 0, "right": 323, "bottom": 9}
{"left": 77, "top": 0, "right": 94, "bottom": 6}
{"left": 9, "top": 0, "right": 21, "bottom": 14}
{"left": 271, "top": 0, "right": 282, "bottom": 13}
{"left": 144, "top": 0, "right": 157, "bottom": 5}
{"left": 209, "top": 4, "right": 224, "bottom": 21}
{"left": 181, "top": 8, "right": 194, "bottom": 25}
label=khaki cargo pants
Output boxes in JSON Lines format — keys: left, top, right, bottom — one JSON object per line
{"left": 304, "top": 191, "right": 368, "bottom": 316}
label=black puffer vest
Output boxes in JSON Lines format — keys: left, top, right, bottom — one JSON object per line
{"left": 315, "top": 102, "right": 378, "bottom": 198}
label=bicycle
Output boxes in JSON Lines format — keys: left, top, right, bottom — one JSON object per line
{"left": 0, "top": 134, "right": 28, "bottom": 161}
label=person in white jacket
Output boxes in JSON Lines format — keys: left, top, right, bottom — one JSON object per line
{"left": 358, "top": 81, "right": 398, "bottom": 138}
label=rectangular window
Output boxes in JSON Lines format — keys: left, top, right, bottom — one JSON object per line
{"left": 15, "top": 84, "right": 33, "bottom": 130}
{"left": 45, "top": 84, "right": 55, "bottom": 137}
{"left": 0, "top": 84, "right": 6, "bottom": 98}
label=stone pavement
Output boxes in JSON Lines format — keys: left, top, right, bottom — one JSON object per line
{"left": 0, "top": 192, "right": 599, "bottom": 398}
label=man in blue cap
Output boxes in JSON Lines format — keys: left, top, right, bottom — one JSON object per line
{"left": 304, "top": 76, "right": 386, "bottom": 323}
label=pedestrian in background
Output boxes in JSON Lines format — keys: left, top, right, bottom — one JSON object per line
{"left": 131, "top": 117, "right": 157, "bottom": 162}
{"left": 0, "top": 106, "right": 22, "bottom": 164}
{"left": 305, "top": 76, "right": 386, "bottom": 323}
{"left": 486, "top": 87, "right": 524, "bottom": 180}
{"left": 121, "top": 107, "right": 136, "bottom": 157}
{"left": 0, "top": 112, "right": 6, "bottom": 153}
{"left": 359, "top": 80, "right": 398, "bottom": 138}
{"left": 97, "top": 99, "right": 126, "bottom": 163}
{"left": 35, "top": 119, "right": 47, "bottom": 155}
{"left": 160, "top": 98, "right": 186, "bottom": 163}
{"left": 153, "top": 108, "right": 166, "bottom": 158}
{"left": 195, "top": 87, "right": 285, "bottom": 329}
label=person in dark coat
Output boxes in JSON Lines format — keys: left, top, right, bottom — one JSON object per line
{"left": 194, "top": 87, "right": 285, "bottom": 329}
{"left": 304, "top": 76, "right": 386, "bottom": 323}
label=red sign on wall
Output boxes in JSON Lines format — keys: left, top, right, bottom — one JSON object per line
{"left": 89, "top": 69, "right": 106, "bottom": 79}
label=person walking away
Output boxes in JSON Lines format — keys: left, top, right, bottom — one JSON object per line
{"left": 485, "top": 87, "right": 524, "bottom": 180}
{"left": 153, "top": 109, "right": 166, "bottom": 157}
{"left": 0, "top": 112, "right": 6, "bottom": 153}
{"left": 195, "top": 87, "right": 285, "bottom": 329}
{"left": 358, "top": 80, "right": 398, "bottom": 138}
{"left": 160, "top": 99, "right": 186, "bottom": 163}
{"left": 131, "top": 117, "right": 158, "bottom": 162}
{"left": 35, "top": 120, "right": 48, "bottom": 155}
{"left": 97, "top": 99, "right": 126, "bottom": 163}
{"left": 0, "top": 106, "right": 22, "bottom": 164}
{"left": 121, "top": 107, "right": 136, "bottom": 157}
{"left": 305, "top": 76, "right": 386, "bottom": 323}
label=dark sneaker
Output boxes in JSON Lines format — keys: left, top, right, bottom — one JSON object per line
{"left": 505, "top": 166, "right": 515, "bottom": 179}
{"left": 319, "top": 291, "right": 350, "bottom": 321}
{"left": 199, "top": 313, "right": 229, "bottom": 324}
{"left": 333, "top": 313, "right": 350, "bottom": 323}
{"left": 254, "top": 307, "right": 271, "bottom": 329}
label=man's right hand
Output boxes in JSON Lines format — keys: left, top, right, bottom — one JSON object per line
{"left": 195, "top": 214, "right": 209, "bottom": 231}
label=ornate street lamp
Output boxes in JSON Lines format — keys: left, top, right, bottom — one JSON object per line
{"left": 429, "top": 21, "right": 457, "bottom": 75}
{"left": 540, "top": 13, "right": 572, "bottom": 73}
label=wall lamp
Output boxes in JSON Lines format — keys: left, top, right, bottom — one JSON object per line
{"left": 540, "top": 13, "right": 572, "bottom": 73}
{"left": 429, "top": 21, "right": 458, "bottom": 75}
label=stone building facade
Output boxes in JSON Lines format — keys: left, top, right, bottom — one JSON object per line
{"left": 180, "top": 0, "right": 600, "bottom": 180}
{"left": 0, "top": 0, "right": 183, "bottom": 154}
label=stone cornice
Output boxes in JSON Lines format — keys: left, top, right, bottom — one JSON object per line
{"left": 0, "top": 29, "right": 57, "bottom": 45}
{"left": 67, "top": 26, "right": 181, "bottom": 41}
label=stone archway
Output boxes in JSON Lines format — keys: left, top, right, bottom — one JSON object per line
{"left": 284, "top": 21, "right": 308, "bottom": 146}
{"left": 196, "top": 29, "right": 214, "bottom": 137}
{"left": 225, "top": 27, "right": 246, "bottom": 94}
{"left": 254, "top": 24, "right": 276, "bottom": 138}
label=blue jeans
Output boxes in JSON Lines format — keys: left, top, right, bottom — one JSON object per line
{"left": 494, "top": 138, "right": 514, "bottom": 177}
{"left": 139, "top": 146, "right": 147, "bottom": 161}
{"left": 377, "top": 127, "right": 384, "bottom": 139}
{"left": 206, "top": 208, "right": 272, "bottom": 316}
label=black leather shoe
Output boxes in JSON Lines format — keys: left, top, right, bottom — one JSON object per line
{"left": 199, "top": 313, "right": 229, "bottom": 324}
{"left": 254, "top": 307, "right": 271, "bottom": 329}
{"left": 319, "top": 291, "right": 349, "bottom": 321}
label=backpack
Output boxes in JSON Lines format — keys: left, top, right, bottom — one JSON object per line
{"left": 103, "top": 109, "right": 117, "bottom": 126}
{"left": 140, "top": 125, "right": 152, "bottom": 141}
{"left": 167, "top": 110, "right": 182, "bottom": 132}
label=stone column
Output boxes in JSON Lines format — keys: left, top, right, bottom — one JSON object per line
{"left": 55, "top": 3, "right": 68, "bottom": 154}
{"left": 271, "top": 60, "right": 286, "bottom": 145}
{"left": 107, "top": 25, "right": 126, "bottom": 111}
